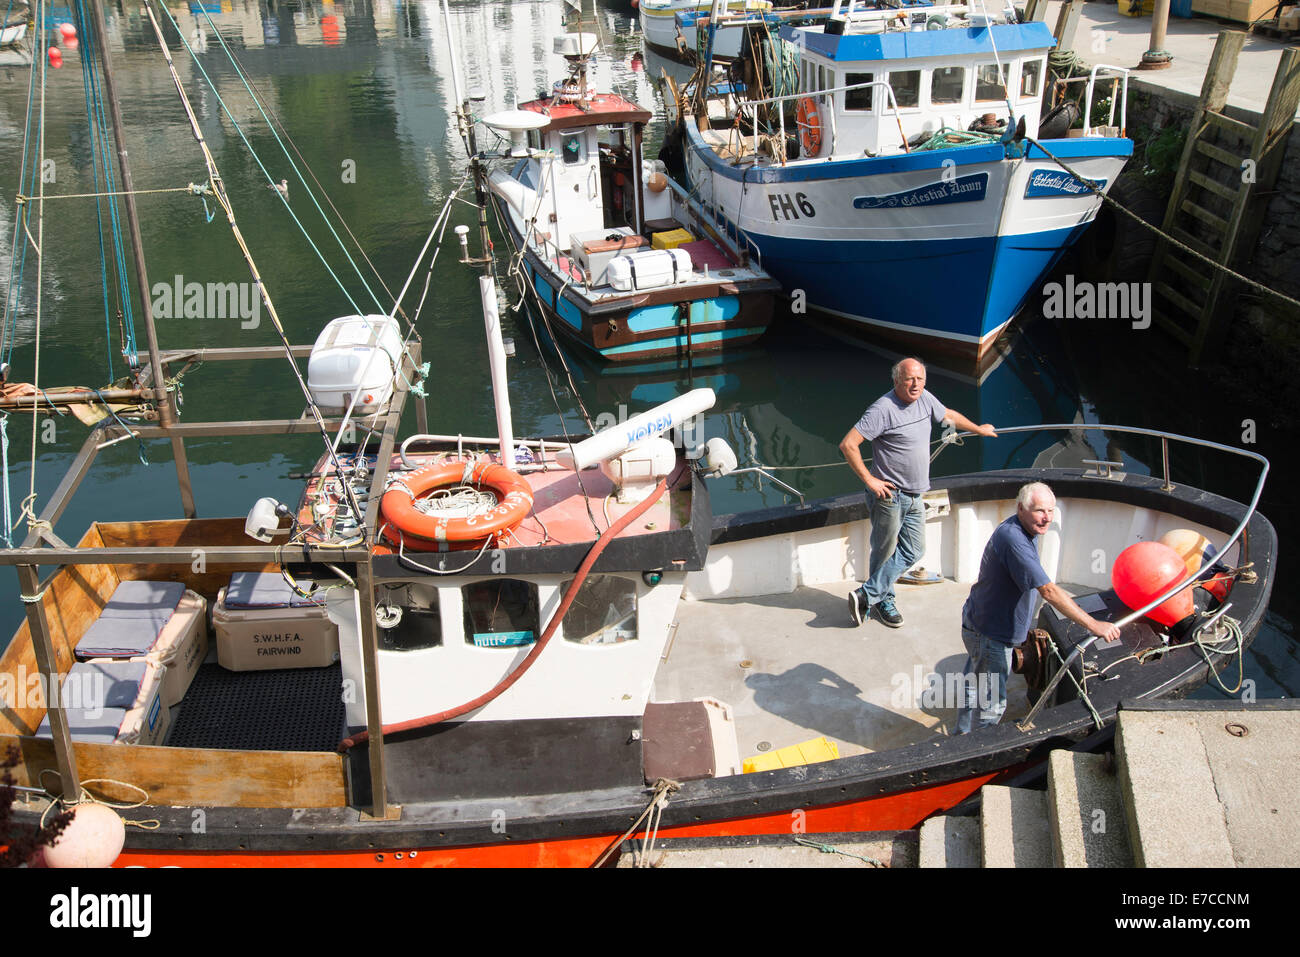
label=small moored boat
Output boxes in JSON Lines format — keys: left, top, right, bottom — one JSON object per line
{"left": 486, "top": 33, "right": 779, "bottom": 364}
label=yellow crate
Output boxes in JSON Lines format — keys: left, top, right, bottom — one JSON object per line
{"left": 742, "top": 736, "right": 840, "bottom": 773}
{"left": 651, "top": 228, "right": 695, "bottom": 250}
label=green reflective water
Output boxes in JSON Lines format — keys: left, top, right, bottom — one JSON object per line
{"left": 1, "top": 0, "right": 1293, "bottom": 696}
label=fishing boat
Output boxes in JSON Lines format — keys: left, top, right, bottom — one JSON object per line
{"left": 1, "top": 1, "right": 29, "bottom": 46}
{"left": 639, "top": 0, "right": 773, "bottom": 63}
{"left": 0, "top": 3, "right": 1276, "bottom": 869}
{"left": 486, "top": 32, "right": 779, "bottom": 364}
{"left": 671, "top": 0, "right": 1135, "bottom": 363}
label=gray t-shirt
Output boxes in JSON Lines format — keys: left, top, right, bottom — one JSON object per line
{"left": 854, "top": 389, "right": 947, "bottom": 493}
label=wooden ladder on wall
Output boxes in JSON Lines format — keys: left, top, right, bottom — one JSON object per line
{"left": 1147, "top": 33, "right": 1300, "bottom": 365}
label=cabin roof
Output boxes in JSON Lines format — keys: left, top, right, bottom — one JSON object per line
{"left": 780, "top": 21, "right": 1056, "bottom": 63}
{"left": 519, "top": 94, "right": 652, "bottom": 134}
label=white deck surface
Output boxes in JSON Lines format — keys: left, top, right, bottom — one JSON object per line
{"left": 656, "top": 577, "right": 1034, "bottom": 761}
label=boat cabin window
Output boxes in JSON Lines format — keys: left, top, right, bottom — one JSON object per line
{"left": 527, "top": 129, "right": 543, "bottom": 152}
{"left": 975, "top": 63, "right": 1009, "bottom": 102}
{"left": 844, "top": 72, "right": 874, "bottom": 112}
{"left": 462, "top": 579, "right": 539, "bottom": 648}
{"left": 560, "top": 131, "right": 586, "bottom": 166}
{"left": 376, "top": 583, "right": 442, "bottom": 652}
{"left": 930, "top": 66, "right": 965, "bottom": 106}
{"left": 560, "top": 575, "right": 638, "bottom": 645}
{"left": 1020, "top": 59, "right": 1042, "bottom": 99}
{"left": 889, "top": 70, "right": 920, "bottom": 109}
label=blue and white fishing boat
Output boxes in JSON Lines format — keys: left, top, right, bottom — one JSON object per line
{"left": 676, "top": 0, "right": 1134, "bottom": 362}
{"left": 638, "top": 0, "right": 773, "bottom": 63}
{"left": 485, "top": 33, "right": 779, "bottom": 364}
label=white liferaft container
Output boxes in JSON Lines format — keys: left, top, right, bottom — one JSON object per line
{"left": 607, "top": 248, "right": 692, "bottom": 292}
{"left": 307, "top": 314, "right": 404, "bottom": 415}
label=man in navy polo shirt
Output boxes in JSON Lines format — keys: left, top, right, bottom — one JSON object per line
{"left": 956, "top": 481, "right": 1122, "bottom": 733}
{"left": 841, "top": 358, "right": 995, "bottom": 629}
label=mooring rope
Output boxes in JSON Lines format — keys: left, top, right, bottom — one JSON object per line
{"left": 1028, "top": 136, "right": 1300, "bottom": 313}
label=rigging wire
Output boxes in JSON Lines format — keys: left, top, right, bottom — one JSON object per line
{"left": 152, "top": 1, "right": 372, "bottom": 321}
{"left": 141, "top": 0, "right": 366, "bottom": 528}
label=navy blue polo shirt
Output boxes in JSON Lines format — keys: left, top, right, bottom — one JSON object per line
{"left": 962, "top": 514, "right": 1051, "bottom": 645}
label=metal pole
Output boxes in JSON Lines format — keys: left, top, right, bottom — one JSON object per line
{"left": 18, "top": 564, "right": 81, "bottom": 803}
{"left": 85, "top": 0, "right": 197, "bottom": 516}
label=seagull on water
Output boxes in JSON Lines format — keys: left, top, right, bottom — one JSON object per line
{"left": 268, "top": 179, "right": 289, "bottom": 200}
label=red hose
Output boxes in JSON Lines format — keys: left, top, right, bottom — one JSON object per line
{"left": 339, "top": 475, "right": 672, "bottom": 752}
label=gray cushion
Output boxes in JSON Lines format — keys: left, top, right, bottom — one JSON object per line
{"left": 68, "top": 660, "right": 149, "bottom": 708}
{"left": 38, "top": 707, "right": 128, "bottom": 745}
{"left": 102, "top": 580, "right": 185, "bottom": 619}
{"left": 75, "top": 616, "right": 163, "bottom": 659}
{"left": 227, "top": 571, "right": 323, "bottom": 608}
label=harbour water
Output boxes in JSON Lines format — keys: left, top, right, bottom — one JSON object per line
{"left": 1, "top": 0, "right": 1294, "bottom": 697}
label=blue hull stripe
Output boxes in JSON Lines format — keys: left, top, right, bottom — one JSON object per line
{"left": 599, "top": 326, "right": 763, "bottom": 357}
{"left": 750, "top": 225, "right": 1083, "bottom": 341}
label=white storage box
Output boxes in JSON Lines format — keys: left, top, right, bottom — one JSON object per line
{"left": 214, "top": 574, "right": 339, "bottom": 671}
{"left": 569, "top": 227, "right": 650, "bottom": 286}
{"left": 37, "top": 660, "right": 170, "bottom": 747}
{"left": 307, "top": 314, "right": 404, "bottom": 415}
{"left": 85, "top": 590, "right": 208, "bottom": 709}
{"left": 608, "top": 248, "right": 693, "bottom": 292}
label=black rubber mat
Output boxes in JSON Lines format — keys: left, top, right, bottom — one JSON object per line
{"left": 165, "top": 663, "right": 345, "bottom": 752}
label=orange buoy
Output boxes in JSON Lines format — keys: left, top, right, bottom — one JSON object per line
{"left": 796, "top": 97, "right": 822, "bottom": 157}
{"left": 381, "top": 460, "right": 532, "bottom": 546}
{"left": 1158, "top": 528, "right": 1216, "bottom": 578}
{"left": 1112, "top": 541, "right": 1195, "bottom": 628}
{"left": 1159, "top": 528, "right": 1230, "bottom": 602}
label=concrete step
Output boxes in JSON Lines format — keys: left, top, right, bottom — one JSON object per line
{"left": 980, "top": 785, "right": 1052, "bottom": 868}
{"left": 1047, "top": 750, "right": 1133, "bottom": 868}
{"left": 1117, "top": 708, "right": 1300, "bottom": 867}
{"left": 1116, "top": 710, "right": 1235, "bottom": 868}
{"left": 918, "top": 815, "right": 980, "bottom": 868}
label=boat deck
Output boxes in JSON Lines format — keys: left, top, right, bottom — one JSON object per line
{"left": 657, "top": 578, "right": 1035, "bottom": 760}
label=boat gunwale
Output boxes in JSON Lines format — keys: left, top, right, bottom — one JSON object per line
{"left": 4, "top": 458, "right": 1274, "bottom": 853}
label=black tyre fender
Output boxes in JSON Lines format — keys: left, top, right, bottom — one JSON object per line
{"left": 1038, "top": 100, "right": 1080, "bottom": 140}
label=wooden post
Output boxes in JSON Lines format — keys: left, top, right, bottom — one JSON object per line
{"left": 18, "top": 565, "right": 81, "bottom": 803}
{"left": 1053, "top": 0, "right": 1087, "bottom": 55}
{"left": 1139, "top": 0, "right": 1174, "bottom": 69}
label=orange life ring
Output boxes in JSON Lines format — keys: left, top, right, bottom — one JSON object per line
{"left": 797, "top": 97, "right": 822, "bottom": 157}
{"left": 380, "top": 460, "right": 533, "bottom": 545}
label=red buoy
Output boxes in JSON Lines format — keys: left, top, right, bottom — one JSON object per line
{"left": 48, "top": 46, "right": 63, "bottom": 68}
{"left": 58, "top": 22, "right": 77, "bottom": 40}
{"left": 1112, "top": 541, "right": 1195, "bottom": 628}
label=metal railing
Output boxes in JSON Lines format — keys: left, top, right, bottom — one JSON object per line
{"left": 663, "top": 174, "right": 764, "bottom": 270}
{"left": 933, "top": 422, "right": 1267, "bottom": 620}
{"left": 931, "top": 422, "right": 1269, "bottom": 728}
{"left": 1050, "top": 63, "right": 1130, "bottom": 136}
{"left": 736, "top": 78, "right": 907, "bottom": 163}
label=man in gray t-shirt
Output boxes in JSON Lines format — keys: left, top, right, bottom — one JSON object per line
{"left": 840, "top": 358, "right": 996, "bottom": 628}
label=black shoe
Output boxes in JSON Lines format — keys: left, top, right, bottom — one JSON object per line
{"left": 871, "top": 598, "right": 903, "bottom": 628}
{"left": 848, "top": 590, "right": 867, "bottom": 626}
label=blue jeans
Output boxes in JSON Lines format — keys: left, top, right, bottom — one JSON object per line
{"left": 858, "top": 490, "right": 925, "bottom": 606}
{"left": 955, "top": 623, "right": 1014, "bottom": 734}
